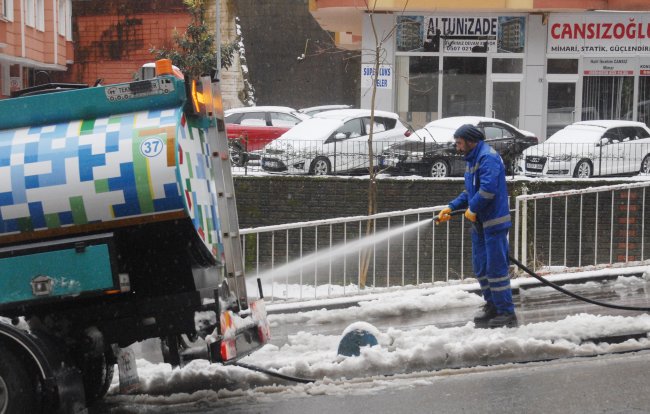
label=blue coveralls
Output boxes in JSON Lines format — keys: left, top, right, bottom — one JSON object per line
{"left": 448, "top": 140, "right": 514, "bottom": 315}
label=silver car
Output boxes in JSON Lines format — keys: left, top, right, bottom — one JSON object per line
{"left": 260, "top": 109, "right": 408, "bottom": 175}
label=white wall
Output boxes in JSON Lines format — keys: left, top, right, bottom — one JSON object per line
{"left": 360, "top": 14, "right": 395, "bottom": 111}
{"left": 523, "top": 14, "right": 546, "bottom": 139}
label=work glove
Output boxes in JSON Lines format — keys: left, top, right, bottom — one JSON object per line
{"left": 437, "top": 207, "right": 452, "bottom": 225}
{"left": 464, "top": 209, "right": 477, "bottom": 223}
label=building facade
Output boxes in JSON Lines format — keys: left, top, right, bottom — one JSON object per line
{"left": 310, "top": 0, "right": 650, "bottom": 140}
{"left": 0, "top": 0, "right": 74, "bottom": 97}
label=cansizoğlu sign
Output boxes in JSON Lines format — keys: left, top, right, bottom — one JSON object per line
{"left": 551, "top": 22, "right": 650, "bottom": 40}
{"left": 548, "top": 14, "right": 650, "bottom": 54}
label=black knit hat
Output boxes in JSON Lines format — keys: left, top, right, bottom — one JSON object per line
{"left": 454, "top": 124, "right": 485, "bottom": 142}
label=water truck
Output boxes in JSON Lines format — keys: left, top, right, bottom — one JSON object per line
{"left": 0, "top": 60, "right": 269, "bottom": 413}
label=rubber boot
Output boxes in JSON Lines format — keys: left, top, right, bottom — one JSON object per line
{"left": 473, "top": 303, "right": 497, "bottom": 328}
{"left": 487, "top": 312, "right": 518, "bottom": 329}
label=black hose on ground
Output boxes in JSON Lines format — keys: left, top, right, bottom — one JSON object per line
{"left": 509, "top": 254, "right": 650, "bottom": 312}
{"left": 439, "top": 208, "right": 650, "bottom": 312}
{"left": 234, "top": 361, "right": 315, "bottom": 383}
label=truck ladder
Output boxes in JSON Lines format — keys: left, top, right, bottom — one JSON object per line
{"left": 204, "top": 77, "right": 249, "bottom": 310}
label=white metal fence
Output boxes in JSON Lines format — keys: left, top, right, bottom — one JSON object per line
{"left": 513, "top": 181, "right": 650, "bottom": 272}
{"left": 240, "top": 181, "right": 650, "bottom": 303}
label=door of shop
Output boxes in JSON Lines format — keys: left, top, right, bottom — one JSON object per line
{"left": 488, "top": 58, "right": 524, "bottom": 127}
{"left": 489, "top": 78, "right": 522, "bottom": 127}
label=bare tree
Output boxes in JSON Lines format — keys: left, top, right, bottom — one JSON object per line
{"left": 358, "top": 1, "right": 409, "bottom": 288}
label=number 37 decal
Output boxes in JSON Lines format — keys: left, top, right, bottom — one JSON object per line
{"left": 140, "top": 137, "right": 165, "bottom": 158}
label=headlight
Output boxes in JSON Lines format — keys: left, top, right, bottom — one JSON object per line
{"left": 409, "top": 151, "right": 424, "bottom": 157}
{"left": 549, "top": 154, "right": 572, "bottom": 162}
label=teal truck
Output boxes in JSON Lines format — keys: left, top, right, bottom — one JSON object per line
{"left": 0, "top": 60, "right": 269, "bottom": 413}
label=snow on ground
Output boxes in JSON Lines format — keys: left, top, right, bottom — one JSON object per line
{"left": 106, "top": 266, "right": 650, "bottom": 409}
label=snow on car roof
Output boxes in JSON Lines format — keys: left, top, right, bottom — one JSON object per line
{"left": 225, "top": 106, "right": 300, "bottom": 114}
{"left": 298, "top": 104, "right": 352, "bottom": 114}
{"left": 573, "top": 119, "right": 647, "bottom": 128}
{"left": 278, "top": 117, "right": 343, "bottom": 140}
{"left": 314, "top": 109, "right": 400, "bottom": 121}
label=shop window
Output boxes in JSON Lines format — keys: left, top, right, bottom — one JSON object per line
{"left": 582, "top": 76, "right": 633, "bottom": 121}
{"left": 547, "top": 59, "right": 578, "bottom": 74}
{"left": 395, "top": 56, "right": 438, "bottom": 128}
{"left": 492, "top": 58, "right": 522, "bottom": 74}
{"left": 443, "top": 57, "right": 486, "bottom": 117}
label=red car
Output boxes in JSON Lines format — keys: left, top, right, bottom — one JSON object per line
{"left": 225, "top": 106, "right": 310, "bottom": 166}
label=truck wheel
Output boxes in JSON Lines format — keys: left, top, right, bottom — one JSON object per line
{"left": 82, "top": 353, "right": 114, "bottom": 405}
{"left": 0, "top": 342, "right": 42, "bottom": 414}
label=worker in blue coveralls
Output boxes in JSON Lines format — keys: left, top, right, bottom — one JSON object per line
{"left": 437, "top": 124, "right": 517, "bottom": 328}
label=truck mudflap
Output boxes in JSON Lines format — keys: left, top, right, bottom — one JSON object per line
{"left": 0, "top": 322, "right": 86, "bottom": 413}
{"left": 207, "top": 299, "right": 271, "bottom": 364}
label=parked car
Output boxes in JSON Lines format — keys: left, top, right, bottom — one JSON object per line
{"left": 522, "top": 120, "right": 650, "bottom": 178}
{"left": 225, "top": 106, "right": 311, "bottom": 166}
{"left": 379, "top": 116, "right": 538, "bottom": 177}
{"left": 298, "top": 104, "right": 353, "bottom": 116}
{"left": 260, "top": 109, "right": 409, "bottom": 175}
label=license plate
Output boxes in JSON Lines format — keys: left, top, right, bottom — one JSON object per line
{"left": 382, "top": 158, "right": 398, "bottom": 167}
{"left": 526, "top": 163, "right": 543, "bottom": 170}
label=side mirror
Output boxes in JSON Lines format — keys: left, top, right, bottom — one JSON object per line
{"left": 335, "top": 132, "right": 347, "bottom": 140}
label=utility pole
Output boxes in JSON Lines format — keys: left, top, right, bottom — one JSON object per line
{"left": 215, "top": 0, "right": 221, "bottom": 80}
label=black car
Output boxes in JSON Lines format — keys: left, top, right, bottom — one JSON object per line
{"left": 379, "top": 117, "right": 538, "bottom": 177}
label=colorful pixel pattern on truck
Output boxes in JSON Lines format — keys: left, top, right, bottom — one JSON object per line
{"left": 0, "top": 107, "right": 223, "bottom": 262}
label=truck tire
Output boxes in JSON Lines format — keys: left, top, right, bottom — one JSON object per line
{"left": 0, "top": 342, "right": 42, "bottom": 414}
{"left": 82, "top": 353, "right": 114, "bottom": 405}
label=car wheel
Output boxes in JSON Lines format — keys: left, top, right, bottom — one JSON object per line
{"left": 573, "top": 159, "right": 593, "bottom": 178}
{"left": 640, "top": 154, "right": 650, "bottom": 174}
{"left": 429, "top": 159, "right": 449, "bottom": 177}
{"left": 229, "top": 141, "right": 248, "bottom": 167}
{"left": 310, "top": 157, "right": 332, "bottom": 175}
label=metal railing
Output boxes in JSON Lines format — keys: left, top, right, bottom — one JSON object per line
{"left": 239, "top": 181, "right": 650, "bottom": 303}
{"left": 513, "top": 181, "right": 650, "bottom": 272}
{"left": 239, "top": 206, "right": 473, "bottom": 302}
{"left": 232, "top": 138, "right": 650, "bottom": 178}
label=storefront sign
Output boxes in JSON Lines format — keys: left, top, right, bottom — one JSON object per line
{"left": 548, "top": 14, "right": 650, "bottom": 54}
{"left": 583, "top": 57, "right": 634, "bottom": 75}
{"left": 641, "top": 57, "right": 650, "bottom": 75}
{"left": 361, "top": 64, "right": 392, "bottom": 89}
{"left": 396, "top": 15, "right": 525, "bottom": 54}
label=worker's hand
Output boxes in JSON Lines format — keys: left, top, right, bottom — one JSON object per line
{"left": 464, "top": 209, "right": 477, "bottom": 223}
{"left": 437, "top": 207, "right": 452, "bottom": 225}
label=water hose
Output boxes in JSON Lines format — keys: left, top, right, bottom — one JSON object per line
{"left": 439, "top": 209, "right": 650, "bottom": 312}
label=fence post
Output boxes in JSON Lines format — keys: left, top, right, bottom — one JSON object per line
{"left": 521, "top": 188, "right": 528, "bottom": 267}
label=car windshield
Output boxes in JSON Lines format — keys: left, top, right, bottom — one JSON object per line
{"left": 545, "top": 126, "right": 604, "bottom": 144}
{"left": 279, "top": 117, "right": 343, "bottom": 140}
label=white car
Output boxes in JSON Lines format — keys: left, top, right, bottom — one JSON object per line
{"left": 260, "top": 109, "right": 408, "bottom": 175}
{"left": 522, "top": 120, "right": 650, "bottom": 178}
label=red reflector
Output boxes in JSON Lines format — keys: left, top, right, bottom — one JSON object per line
{"left": 404, "top": 130, "right": 412, "bottom": 137}
{"left": 220, "top": 339, "right": 237, "bottom": 361}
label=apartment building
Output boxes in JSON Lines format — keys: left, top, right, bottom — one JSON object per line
{"left": 0, "top": 0, "right": 73, "bottom": 97}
